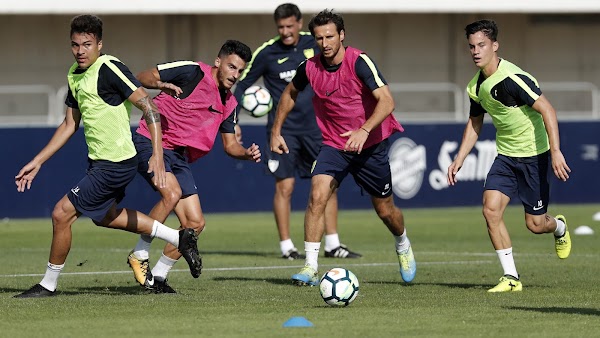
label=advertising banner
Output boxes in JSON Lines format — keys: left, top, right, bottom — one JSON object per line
{"left": 1, "top": 122, "right": 597, "bottom": 218}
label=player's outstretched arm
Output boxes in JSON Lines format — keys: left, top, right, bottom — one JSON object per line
{"left": 15, "top": 107, "right": 81, "bottom": 192}
{"left": 137, "top": 67, "right": 183, "bottom": 98}
{"left": 221, "top": 132, "right": 261, "bottom": 162}
{"left": 532, "top": 94, "right": 571, "bottom": 181}
{"left": 270, "top": 83, "right": 299, "bottom": 154}
{"left": 447, "top": 114, "right": 483, "bottom": 186}
{"left": 129, "top": 87, "right": 166, "bottom": 188}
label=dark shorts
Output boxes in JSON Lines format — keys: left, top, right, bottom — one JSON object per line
{"left": 133, "top": 132, "right": 198, "bottom": 197}
{"left": 312, "top": 139, "right": 393, "bottom": 197}
{"left": 265, "top": 131, "right": 322, "bottom": 180}
{"left": 67, "top": 156, "right": 138, "bottom": 223}
{"left": 484, "top": 151, "right": 550, "bottom": 215}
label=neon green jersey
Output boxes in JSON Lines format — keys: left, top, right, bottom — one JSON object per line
{"left": 67, "top": 55, "right": 137, "bottom": 162}
{"left": 467, "top": 59, "right": 549, "bottom": 157}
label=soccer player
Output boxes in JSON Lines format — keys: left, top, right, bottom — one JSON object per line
{"left": 13, "top": 14, "right": 201, "bottom": 298}
{"left": 234, "top": 3, "right": 361, "bottom": 260}
{"left": 447, "top": 19, "right": 572, "bottom": 292}
{"left": 127, "top": 40, "right": 261, "bottom": 293}
{"left": 270, "top": 9, "right": 416, "bottom": 286}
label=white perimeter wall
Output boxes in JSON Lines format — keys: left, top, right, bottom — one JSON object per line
{"left": 1, "top": 13, "right": 599, "bottom": 118}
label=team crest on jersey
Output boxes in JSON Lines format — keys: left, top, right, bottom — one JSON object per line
{"left": 303, "top": 49, "right": 314, "bottom": 59}
{"left": 279, "top": 70, "right": 296, "bottom": 82}
{"left": 268, "top": 159, "right": 280, "bottom": 173}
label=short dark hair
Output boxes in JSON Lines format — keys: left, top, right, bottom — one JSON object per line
{"left": 308, "top": 9, "right": 344, "bottom": 36}
{"left": 218, "top": 40, "right": 252, "bottom": 63}
{"left": 70, "top": 14, "right": 103, "bottom": 41}
{"left": 465, "top": 19, "right": 498, "bottom": 42}
{"left": 274, "top": 3, "right": 302, "bottom": 21}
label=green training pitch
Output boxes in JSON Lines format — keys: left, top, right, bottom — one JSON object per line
{"left": 1, "top": 204, "right": 599, "bottom": 337}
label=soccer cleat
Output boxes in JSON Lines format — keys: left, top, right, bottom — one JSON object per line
{"left": 324, "top": 244, "right": 362, "bottom": 258}
{"left": 291, "top": 265, "right": 319, "bottom": 286}
{"left": 14, "top": 284, "right": 56, "bottom": 298}
{"left": 282, "top": 248, "right": 305, "bottom": 260}
{"left": 554, "top": 214, "right": 571, "bottom": 259}
{"left": 127, "top": 250, "right": 154, "bottom": 289}
{"left": 178, "top": 228, "right": 203, "bottom": 278}
{"left": 152, "top": 279, "right": 177, "bottom": 294}
{"left": 397, "top": 245, "right": 416, "bottom": 283}
{"left": 488, "top": 275, "right": 523, "bottom": 293}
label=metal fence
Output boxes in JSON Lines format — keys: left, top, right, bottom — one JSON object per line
{"left": 1, "top": 82, "right": 598, "bottom": 127}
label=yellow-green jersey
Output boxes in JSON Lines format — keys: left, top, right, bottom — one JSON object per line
{"left": 467, "top": 59, "right": 549, "bottom": 157}
{"left": 66, "top": 54, "right": 142, "bottom": 162}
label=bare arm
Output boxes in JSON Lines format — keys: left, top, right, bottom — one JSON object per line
{"left": 234, "top": 124, "right": 243, "bottom": 144}
{"left": 129, "top": 87, "right": 166, "bottom": 188}
{"left": 532, "top": 94, "right": 570, "bottom": 181}
{"left": 340, "top": 85, "right": 395, "bottom": 154}
{"left": 447, "top": 114, "right": 484, "bottom": 186}
{"left": 221, "top": 133, "right": 261, "bottom": 162}
{"left": 15, "top": 107, "right": 81, "bottom": 192}
{"left": 137, "top": 67, "right": 183, "bottom": 97}
{"left": 270, "top": 82, "right": 299, "bottom": 154}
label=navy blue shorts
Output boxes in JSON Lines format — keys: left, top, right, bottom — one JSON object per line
{"left": 265, "top": 131, "right": 322, "bottom": 180}
{"left": 485, "top": 151, "right": 550, "bottom": 215}
{"left": 312, "top": 139, "right": 393, "bottom": 197}
{"left": 67, "top": 156, "right": 138, "bottom": 223}
{"left": 133, "top": 132, "right": 198, "bottom": 197}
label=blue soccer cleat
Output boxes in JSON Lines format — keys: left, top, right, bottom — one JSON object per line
{"left": 292, "top": 265, "right": 319, "bottom": 286}
{"left": 397, "top": 245, "right": 416, "bottom": 283}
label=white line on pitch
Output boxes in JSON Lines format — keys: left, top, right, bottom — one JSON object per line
{"left": 0, "top": 260, "right": 493, "bottom": 278}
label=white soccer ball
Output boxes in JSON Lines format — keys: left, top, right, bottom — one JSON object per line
{"left": 319, "top": 267, "right": 360, "bottom": 307}
{"left": 241, "top": 85, "right": 273, "bottom": 118}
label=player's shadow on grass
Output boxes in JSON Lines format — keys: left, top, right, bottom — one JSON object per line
{"left": 212, "top": 276, "right": 291, "bottom": 285}
{"left": 0, "top": 287, "right": 37, "bottom": 297}
{"left": 65, "top": 285, "right": 152, "bottom": 296}
{"left": 506, "top": 306, "right": 600, "bottom": 317}
{"left": 1, "top": 286, "right": 150, "bottom": 297}
{"left": 73, "top": 285, "right": 154, "bottom": 295}
{"left": 202, "top": 250, "right": 271, "bottom": 257}
{"left": 359, "top": 281, "right": 418, "bottom": 287}
{"left": 364, "top": 281, "right": 490, "bottom": 289}
{"left": 399, "top": 281, "right": 489, "bottom": 289}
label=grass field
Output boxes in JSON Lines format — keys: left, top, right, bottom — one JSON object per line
{"left": 1, "top": 204, "right": 600, "bottom": 337}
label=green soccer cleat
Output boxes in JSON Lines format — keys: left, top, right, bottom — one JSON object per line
{"left": 488, "top": 275, "right": 522, "bottom": 293}
{"left": 291, "top": 265, "right": 319, "bottom": 286}
{"left": 555, "top": 214, "right": 571, "bottom": 259}
{"left": 397, "top": 245, "right": 416, "bottom": 283}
